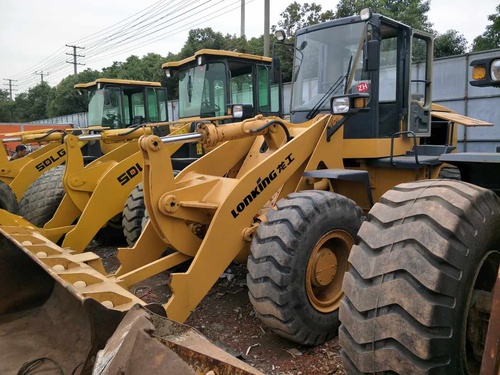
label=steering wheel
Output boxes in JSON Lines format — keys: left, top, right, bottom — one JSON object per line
{"left": 201, "top": 101, "right": 221, "bottom": 112}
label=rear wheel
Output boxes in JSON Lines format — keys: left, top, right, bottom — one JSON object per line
{"left": 123, "top": 170, "right": 180, "bottom": 246}
{"left": 18, "top": 166, "right": 65, "bottom": 227}
{"left": 247, "top": 190, "right": 363, "bottom": 345}
{"left": 0, "top": 180, "right": 18, "bottom": 213}
{"left": 439, "top": 165, "right": 461, "bottom": 180}
{"left": 339, "top": 180, "right": 500, "bottom": 374}
{"left": 122, "top": 182, "right": 146, "bottom": 246}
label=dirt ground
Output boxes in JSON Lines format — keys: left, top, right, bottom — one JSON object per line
{"left": 92, "top": 244, "right": 345, "bottom": 375}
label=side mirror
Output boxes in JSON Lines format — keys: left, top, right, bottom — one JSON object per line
{"left": 271, "top": 58, "right": 281, "bottom": 84}
{"left": 364, "top": 39, "right": 380, "bottom": 72}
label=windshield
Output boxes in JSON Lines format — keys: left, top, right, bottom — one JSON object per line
{"left": 291, "top": 22, "right": 366, "bottom": 113}
{"left": 178, "top": 62, "right": 226, "bottom": 118}
{"left": 87, "top": 88, "right": 124, "bottom": 128}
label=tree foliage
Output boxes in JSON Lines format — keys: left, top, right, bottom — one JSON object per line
{"left": 272, "top": 2, "right": 335, "bottom": 37}
{"left": 47, "top": 69, "right": 101, "bottom": 117}
{"left": 0, "top": 89, "right": 14, "bottom": 122}
{"left": 14, "top": 83, "right": 53, "bottom": 122}
{"left": 472, "top": 5, "right": 500, "bottom": 52}
{"left": 178, "top": 28, "right": 227, "bottom": 58}
{"left": 271, "top": 2, "right": 335, "bottom": 82}
{"left": 434, "top": 30, "right": 468, "bottom": 58}
{"left": 336, "top": 0, "right": 433, "bottom": 32}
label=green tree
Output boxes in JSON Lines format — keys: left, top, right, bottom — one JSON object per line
{"left": 272, "top": 2, "right": 335, "bottom": 37}
{"left": 472, "top": 5, "right": 500, "bottom": 51}
{"left": 434, "top": 30, "right": 468, "bottom": 58}
{"left": 178, "top": 28, "right": 226, "bottom": 59}
{"left": 47, "top": 69, "right": 101, "bottom": 117}
{"left": 14, "top": 83, "right": 53, "bottom": 122}
{"left": 336, "top": 0, "right": 433, "bottom": 32}
{"left": 272, "top": 2, "right": 335, "bottom": 82}
{"left": 0, "top": 89, "right": 14, "bottom": 122}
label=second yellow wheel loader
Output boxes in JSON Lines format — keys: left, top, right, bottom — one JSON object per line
{"left": 16, "top": 78, "right": 170, "bottom": 228}
{"left": 0, "top": 9, "right": 492, "bottom": 373}
{"left": 123, "top": 48, "right": 283, "bottom": 245}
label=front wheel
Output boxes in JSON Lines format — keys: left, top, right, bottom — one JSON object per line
{"left": 247, "top": 190, "right": 363, "bottom": 345}
{"left": 339, "top": 180, "right": 500, "bottom": 374}
{"left": 18, "top": 165, "right": 65, "bottom": 227}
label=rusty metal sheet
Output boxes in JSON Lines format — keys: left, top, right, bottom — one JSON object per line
{"left": 93, "top": 306, "right": 196, "bottom": 375}
{"left": 431, "top": 111, "right": 493, "bottom": 126}
{"left": 150, "top": 311, "right": 264, "bottom": 375}
{"left": 94, "top": 305, "right": 263, "bottom": 375}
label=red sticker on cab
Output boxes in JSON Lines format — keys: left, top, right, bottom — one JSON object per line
{"left": 357, "top": 82, "right": 369, "bottom": 92}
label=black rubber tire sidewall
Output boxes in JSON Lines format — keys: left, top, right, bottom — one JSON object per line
{"left": 0, "top": 179, "right": 18, "bottom": 213}
{"left": 248, "top": 190, "right": 363, "bottom": 345}
{"left": 122, "top": 182, "right": 145, "bottom": 246}
{"left": 18, "top": 165, "right": 66, "bottom": 227}
{"left": 339, "top": 180, "right": 500, "bottom": 374}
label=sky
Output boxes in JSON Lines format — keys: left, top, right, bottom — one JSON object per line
{"left": 0, "top": 0, "right": 498, "bottom": 96}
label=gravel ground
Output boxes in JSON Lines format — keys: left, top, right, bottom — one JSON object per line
{"left": 92, "top": 244, "right": 346, "bottom": 375}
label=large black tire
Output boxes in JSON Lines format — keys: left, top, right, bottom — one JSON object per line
{"left": 123, "top": 170, "right": 180, "bottom": 246}
{"left": 122, "top": 182, "right": 146, "bottom": 246}
{"left": 439, "top": 165, "right": 461, "bottom": 180}
{"left": 18, "top": 165, "right": 66, "bottom": 227}
{"left": 0, "top": 179, "right": 18, "bottom": 213}
{"left": 247, "top": 190, "right": 363, "bottom": 345}
{"left": 339, "top": 180, "right": 500, "bottom": 374}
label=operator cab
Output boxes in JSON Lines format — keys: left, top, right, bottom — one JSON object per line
{"left": 287, "top": 9, "right": 433, "bottom": 139}
{"left": 163, "top": 49, "right": 282, "bottom": 121}
{"left": 75, "top": 78, "right": 168, "bottom": 129}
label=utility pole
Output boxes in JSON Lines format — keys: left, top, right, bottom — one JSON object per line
{"left": 35, "top": 71, "right": 49, "bottom": 84}
{"left": 240, "top": 0, "right": 245, "bottom": 37}
{"left": 66, "top": 44, "right": 85, "bottom": 75}
{"left": 264, "top": 0, "right": 270, "bottom": 56}
{"left": 3, "top": 79, "right": 17, "bottom": 100}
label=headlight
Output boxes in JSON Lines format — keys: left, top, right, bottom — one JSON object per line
{"left": 360, "top": 8, "right": 372, "bottom": 20}
{"left": 164, "top": 68, "right": 172, "bottom": 78}
{"left": 232, "top": 105, "right": 244, "bottom": 118}
{"left": 332, "top": 97, "right": 350, "bottom": 114}
{"left": 275, "top": 30, "right": 286, "bottom": 42}
{"left": 491, "top": 59, "right": 500, "bottom": 81}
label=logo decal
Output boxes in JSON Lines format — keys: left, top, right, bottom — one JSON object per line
{"left": 35, "top": 149, "right": 66, "bottom": 172}
{"left": 231, "top": 153, "right": 295, "bottom": 218}
{"left": 117, "top": 163, "right": 143, "bottom": 186}
{"left": 357, "top": 82, "right": 369, "bottom": 93}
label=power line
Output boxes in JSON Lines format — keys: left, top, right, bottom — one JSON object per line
{"left": 10, "top": 0, "right": 257, "bottom": 93}
{"left": 66, "top": 44, "right": 85, "bottom": 75}
{"left": 3, "top": 79, "right": 17, "bottom": 100}
{"left": 35, "top": 71, "right": 49, "bottom": 84}
{"left": 83, "top": 0, "right": 255, "bottom": 65}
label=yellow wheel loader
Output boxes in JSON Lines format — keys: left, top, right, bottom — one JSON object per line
{"left": 339, "top": 55, "right": 500, "bottom": 374}
{"left": 0, "top": 78, "right": 168, "bottom": 223}
{"left": 122, "top": 49, "right": 283, "bottom": 245}
{"left": 0, "top": 10, "right": 491, "bottom": 373}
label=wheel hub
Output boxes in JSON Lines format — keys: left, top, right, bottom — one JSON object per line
{"left": 311, "top": 248, "right": 337, "bottom": 287}
{"left": 306, "top": 229, "right": 353, "bottom": 313}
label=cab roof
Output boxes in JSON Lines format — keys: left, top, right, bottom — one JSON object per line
{"left": 74, "top": 78, "right": 162, "bottom": 89}
{"left": 162, "top": 49, "right": 272, "bottom": 69}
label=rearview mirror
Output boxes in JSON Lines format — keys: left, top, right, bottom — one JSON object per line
{"left": 271, "top": 58, "right": 281, "bottom": 84}
{"left": 364, "top": 39, "right": 380, "bottom": 72}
